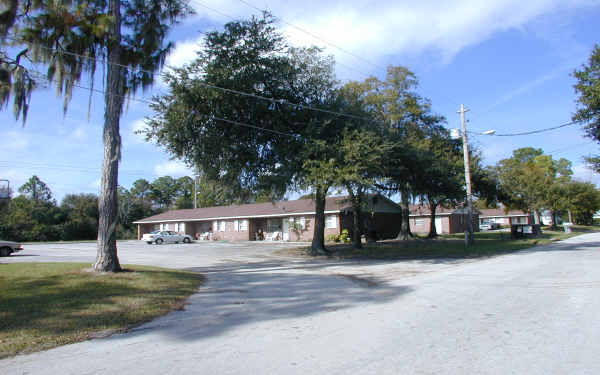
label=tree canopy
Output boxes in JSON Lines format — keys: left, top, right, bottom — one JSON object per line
{"left": 1, "top": 0, "right": 192, "bottom": 271}
{"left": 573, "top": 44, "right": 600, "bottom": 172}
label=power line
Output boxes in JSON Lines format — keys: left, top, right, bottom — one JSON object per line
{"left": 0, "top": 160, "right": 150, "bottom": 175}
{"left": 30, "top": 70, "right": 302, "bottom": 139}
{"left": 188, "top": 0, "right": 379, "bottom": 79}
{"left": 235, "top": 0, "right": 387, "bottom": 73}
{"left": 468, "top": 120, "right": 581, "bottom": 137}
{"left": 231, "top": 0, "right": 464, "bottom": 110}
{"left": 6, "top": 35, "right": 384, "bottom": 127}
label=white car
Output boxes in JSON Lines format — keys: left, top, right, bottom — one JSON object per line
{"left": 0, "top": 239, "right": 23, "bottom": 256}
{"left": 142, "top": 230, "right": 193, "bottom": 245}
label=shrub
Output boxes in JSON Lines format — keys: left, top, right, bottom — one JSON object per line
{"left": 339, "top": 229, "right": 351, "bottom": 243}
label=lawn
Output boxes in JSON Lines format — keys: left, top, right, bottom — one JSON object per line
{"left": 0, "top": 263, "right": 204, "bottom": 359}
{"left": 286, "top": 225, "right": 598, "bottom": 260}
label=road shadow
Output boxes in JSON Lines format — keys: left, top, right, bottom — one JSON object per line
{"left": 133, "top": 258, "right": 413, "bottom": 342}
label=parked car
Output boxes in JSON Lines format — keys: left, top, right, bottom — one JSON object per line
{"left": 142, "top": 230, "right": 193, "bottom": 244}
{"left": 480, "top": 222, "right": 500, "bottom": 231}
{"left": 0, "top": 240, "right": 23, "bottom": 256}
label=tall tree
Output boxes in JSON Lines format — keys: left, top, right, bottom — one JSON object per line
{"left": 2, "top": 0, "right": 192, "bottom": 271}
{"left": 150, "top": 176, "right": 179, "bottom": 209}
{"left": 564, "top": 180, "right": 600, "bottom": 225}
{"left": 146, "top": 14, "right": 342, "bottom": 254}
{"left": 61, "top": 193, "right": 99, "bottom": 240}
{"left": 334, "top": 129, "right": 390, "bottom": 248}
{"left": 175, "top": 176, "right": 194, "bottom": 209}
{"left": 131, "top": 179, "right": 152, "bottom": 202}
{"left": 495, "top": 148, "right": 572, "bottom": 223}
{"left": 18, "top": 175, "right": 54, "bottom": 202}
{"left": 346, "top": 66, "right": 445, "bottom": 240}
{"left": 573, "top": 44, "right": 600, "bottom": 171}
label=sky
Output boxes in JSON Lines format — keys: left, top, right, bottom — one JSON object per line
{"left": 2, "top": 0, "right": 600, "bottom": 201}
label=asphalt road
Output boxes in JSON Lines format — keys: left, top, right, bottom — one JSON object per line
{"left": 2, "top": 234, "right": 600, "bottom": 374}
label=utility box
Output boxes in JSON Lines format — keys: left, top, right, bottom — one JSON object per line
{"left": 562, "top": 222, "right": 573, "bottom": 233}
{"left": 511, "top": 224, "right": 542, "bottom": 239}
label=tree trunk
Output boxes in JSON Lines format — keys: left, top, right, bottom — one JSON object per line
{"left": 399, "top": 190, "right": 412, "bottom": 240}
{"left": 310, "top": 186, "right": 328, "bottom": 255}
{"left": 93, "top": 0, "right": 123, "bottom": 272}
{"left": 427, "top": 199, "right": 438, "bottom": 238}
{"left": 568, "top": 209, "right": 573, "bottom": 223}
{"left": 350, "top": 191, "right": 363, "bottom": 249}
{"left": 534, "top": 210, "right": 541, "bottom": 225}
{"left": 550, "top": 210, "right": 556, "bottom": 228}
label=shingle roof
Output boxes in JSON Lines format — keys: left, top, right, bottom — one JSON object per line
{"left": 134, "top": 196, "right": 352, "bottom": 223}
{"left": 478, "top": 208, "right": 530, "bottom": 217}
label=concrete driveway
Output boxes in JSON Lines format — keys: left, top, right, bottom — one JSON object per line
{"left": 2, "top": 234, "right": 600, "bottom": 374}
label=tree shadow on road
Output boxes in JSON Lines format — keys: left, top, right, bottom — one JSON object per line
{"left": 133, "top": 258, "right": 413, "bottom": 342}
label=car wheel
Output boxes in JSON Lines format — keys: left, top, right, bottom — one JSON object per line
{"left": 183, "top": 237, "right": 191, "bottom": 244}
{"left": 0, "top": 247, "right": 11, "bottom": 257}
{"left": 146, "top": 241, "right": 152, "bottom": 244}
{"left": 155, "top": 238, "right": 164, "bottom": 245}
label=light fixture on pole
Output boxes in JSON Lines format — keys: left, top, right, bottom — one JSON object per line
{"left": 458, "top": 104, "right": 474, "bottom": 245}
{"left": 453, "top": 108, "right": 496, "bottom": 246}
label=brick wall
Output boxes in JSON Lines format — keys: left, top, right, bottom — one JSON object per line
{"left": 340, "top": 211, "right": 402, "bottom": 239}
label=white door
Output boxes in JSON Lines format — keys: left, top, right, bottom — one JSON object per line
{"left": 435, "top": 218, "right": 443, "bottom": 234}
{"left": 282, "top": 218, "right": 289, "bottom": 241}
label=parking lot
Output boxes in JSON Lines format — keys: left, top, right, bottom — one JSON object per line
{"left": 3, "top": 240, "right": 307, "bottom": 269}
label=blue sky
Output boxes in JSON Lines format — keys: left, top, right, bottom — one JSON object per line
{"left": 2, "top": 0, "right": 600, "bottom": 201}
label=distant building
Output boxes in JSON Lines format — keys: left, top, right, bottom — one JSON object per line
{"left": 478, "top": 208, "right": 533, "bottom": 226}
{"left": 409, "top": 205, "right": 479, "bottom": 234}
{"left": 134, "top": 195, "right": 403, "bottom": 242}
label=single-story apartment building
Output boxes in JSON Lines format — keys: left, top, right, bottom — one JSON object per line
{"left": 134, "top": 195, "right": 403, "bottom": 242}
{"left": 478, "top": 208, "right": 533, "bottom": 226}
{"left": 409, "top": 204, "right": 479, "bottom": 235}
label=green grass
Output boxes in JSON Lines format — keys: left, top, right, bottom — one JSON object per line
{"left": 0, "top": 263, "right": 204, "bottom": 359}
{"left": 285, "top": 225, "right": 598, "bottom": 260}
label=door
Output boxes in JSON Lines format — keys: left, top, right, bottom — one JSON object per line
{"left": 282, "top": 218, "right": 289, "bottom": 241}
{"left": 435, "top": 218, "right": 443, "bottom": 234}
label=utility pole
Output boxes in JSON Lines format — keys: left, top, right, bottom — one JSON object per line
{"left": 459, "top": 104, "right": 474, "bottom": 245}
{"left": 193, "top": 173, "right": 198, "bottom": 209}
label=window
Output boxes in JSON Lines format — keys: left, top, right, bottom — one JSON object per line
{"left": 514, "top": 216, "right": 527, "bottom": 224}
{"left": 415, "top": 219, "right": 424, "bottom": 226}
{"left": 219, "top": 220, "right": 226, "bottom": 232}
{"left": 326, "top": 215, "right": 337, "bottom": 229}
{"left": 267, "top": 219, "right": 282, "bottom": 232}
{"left": 213, "top": 221, "right": 218, "bottom": 232}
{"left": 294, "top": 216, "right": 306, "bottom": 230}
{"left": 239, "top": 219, "right": 248, "bottom": 231}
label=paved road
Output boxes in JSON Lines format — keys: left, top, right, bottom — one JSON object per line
{"left": 2, "top": 234, "right": 600, "bottom": 374}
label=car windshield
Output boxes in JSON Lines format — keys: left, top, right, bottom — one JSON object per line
{"left": 150, "top": 230, "right": 160, "bottom": 234}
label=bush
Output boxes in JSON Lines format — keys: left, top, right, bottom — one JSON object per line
{"left": 326, "top": 234, "right": 338, "bottom": 242}
{"left": 339, "top": 229, "right": 351, "bottom": 243}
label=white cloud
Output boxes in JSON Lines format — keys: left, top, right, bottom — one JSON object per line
{"left": 189, "top": 0, "right": 598, "bottom": 76}
{"left": 90, "top": 178, "right": 101, "bottom": 189}
{"left": 127, "top": 118, "right": 150, "bottom": 144}
{"left": 572, "top": 163, "right": 600, "bottom": 186}
{"left": 166, "top": 38, "right": 204, "bottom": 68}
{"left": 154, "top": 160, "right": 193, "bottom": 177}
{"left": 0, "top": 130, "right": 29, "bottom": 155}
{"left": 71, "top": 126, "right": 87, "bottom": 140}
